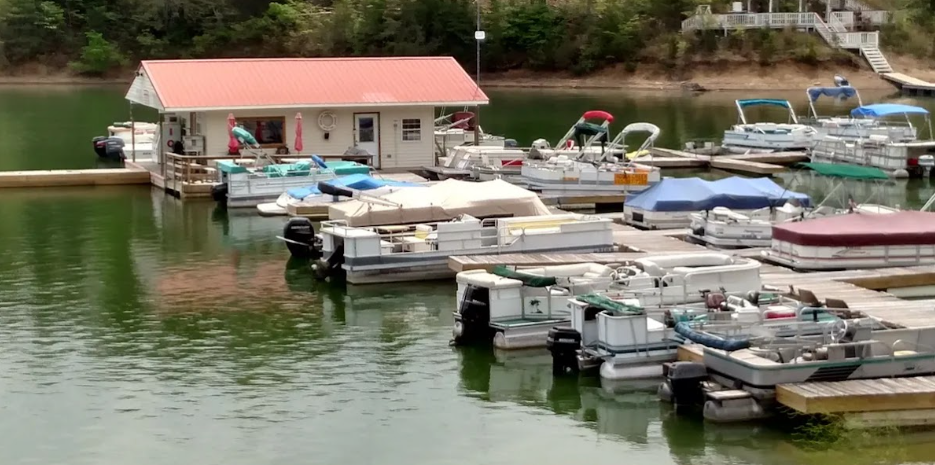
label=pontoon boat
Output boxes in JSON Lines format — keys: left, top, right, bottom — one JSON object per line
{"left": 722, "top": 99, "right": 816, "bottom": 153}
{"left": 803, "top": 86, "right": 918, "bottom": 142}
{"left": 521, "top": 120, "right": 662, "bottom": 195}
{"left": 625, "top": 176, "right": 810, "bottom": 230}
{"left": 809, "top": 104, "right": 935, "bottom": 177}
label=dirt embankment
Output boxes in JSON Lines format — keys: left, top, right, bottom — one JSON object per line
{"left": 481, "top": 61, "right": 909, "bottom": 91}
{"left": 2, "top": 57, "right": 932, "bottom": 91}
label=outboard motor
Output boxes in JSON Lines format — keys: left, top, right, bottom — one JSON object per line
{"left": 452, "top": 284, "right": 495, "bottom": 345}
{"left": 92, "top": 136, "right": 126, "bottom": 160}
{"left": 834, "top": 74, "right": 849, "bottom": 87}
{"left": 282, "top": 217, "right": 321, "bottom": 260}
{"left": 211, "top": 183, "right": 229, "bottom": 203}
{"left": 546, "top": 326, "right": 582, "bottom": 375}
{"left": 313, "top": 244, "right": 344, "bottom": 281}
{"left": 527, "top": 138, "right": 551, "bottom": 160}
{"left": 658, "top": 361, "right": 708, "bottom": 410}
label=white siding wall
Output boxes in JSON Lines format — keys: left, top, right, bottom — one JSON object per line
{"left": 201, "top": 106, "right": 434, "bottom": 170}
{"left": 125, "top": 69, "right": 163, "bottom": 111}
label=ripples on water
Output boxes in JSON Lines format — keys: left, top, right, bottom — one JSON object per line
{"left": 0, "top": 188, "right": 933, "bottom": 465}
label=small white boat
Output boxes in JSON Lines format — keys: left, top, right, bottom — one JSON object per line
{"left": 92, "top": 122, "right": 159, "bottom": 161}
{"left": 521, "top": 120, "right": 662, "bottom": 195}
{"left": 425, "top": 144, "right": 525, "bottom": 181}
{"left": 316, "top": 213, "right": 614, "bottom": 284}
{"left": 722, "top": 99, "right": 816, "bottom": 153}
{"left": 660, "top": 319, "right": 935, "bottom": 422}
{"left": 804, "top": 86, "right": 918, "bottom": 142}
{"left": 689, "top": 163, "right": 899, "bottom": 248}
{"left": 440, "top": 111, "right": 627, "bottom": 182}
{"left": 282, "top": 179, "right": 616, "bottom": 284}
{"left": 433, "top": 110, "right": 506, "bottom": 155}
{"left": 452, "top": 263, "right": 627, "bottom": 350}
{"left": 256, "top": 174, "right": 423, "bottom": 217}
{"left": 763, "top": 210, "right": 935, "bottom": 270}
{"left": 559, "top": 290, "right": 838, "bottom": 382}
{"left": 625, "top": 176, "right": 811, "bottom": 230}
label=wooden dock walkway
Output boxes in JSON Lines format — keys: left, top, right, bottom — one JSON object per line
{"left": 882, "top": 72, "right": 935, "bottom": 96}
{"left": 0, "top": 168, "right": 151, "bottom": 188}
{"left": 777, "top": 377, "right": 935, "bottom": 414}
{"left": 709, "top": 157, "right": 786, "bottom": 175}
{"left": 645, "top": 147, "right": 806, "bottom": 176}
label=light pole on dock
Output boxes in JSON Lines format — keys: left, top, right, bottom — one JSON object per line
{"left": 474, "top": 0, "right": 485, "bottom": 146}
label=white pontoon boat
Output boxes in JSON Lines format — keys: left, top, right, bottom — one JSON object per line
{"left": 722, "top": 99, "right": 816, "bottom": 153}
{"left": 521, "top": 119, "right": 662, "bottom": 195}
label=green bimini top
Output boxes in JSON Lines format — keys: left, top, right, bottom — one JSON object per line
{"left": 797, "top": 162, "right": 889, "bottom": 180}
{"left": 491, "top": 265, "right": 557, "bottom": 288}
{"left": 737, "top": 99, "right": 792, "bottom": 109}
{"left": 575, "top": 293, "right": 644, "bottom": 315}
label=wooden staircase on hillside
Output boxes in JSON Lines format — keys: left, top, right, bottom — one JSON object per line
{"left": 860, "top": 45, "right": 893, "bottom": 73}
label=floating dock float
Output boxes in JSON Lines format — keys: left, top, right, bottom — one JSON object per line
{"left": 0, "top": 168, "right": 150, "bottom": 188}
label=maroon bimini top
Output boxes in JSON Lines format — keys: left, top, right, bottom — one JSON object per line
{"left": 772, "top": 211, "right": 935, "bottom": 247}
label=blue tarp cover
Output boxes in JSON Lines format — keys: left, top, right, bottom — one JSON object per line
{"left": 807, "top": 86, "right": 858, "bottom": 102}
{"left": 850, "top": 103, "right": 929, "bottom": 118}
{"left": 286, "top": 174, "right": 422, "bottom": 200}
{"left": 737, "top": 99, "right": 792, "bottom": 109}
{"left": 626, "top": 176, "right": 811, "bottom": 212}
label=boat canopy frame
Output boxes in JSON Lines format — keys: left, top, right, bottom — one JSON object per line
{"left": 792, "top": 162, "right": 893, "bottom": 216}
{"left": 853, "top": 103, "right": 933, "bottom": 140}
{"left": 606, "top": 122, "right": 661, "bottom": 165}
{"left": 735, "top": 99, "right": 798, "bottom": 125}
{"left": 804, "top": 86, "right": 862, "bottom": 121}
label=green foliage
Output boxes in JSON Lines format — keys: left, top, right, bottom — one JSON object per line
{"left": 68, "top": 31, "right": 126, "bottom": 75}
{"left": 0, "top": 0, "right": 920, "bottom": 75}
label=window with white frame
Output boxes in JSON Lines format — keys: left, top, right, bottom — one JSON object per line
{"left": 402, "top": 118, "right": 421, "bottom": 141}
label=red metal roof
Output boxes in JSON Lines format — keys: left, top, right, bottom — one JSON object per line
{"left": 772, "top": 211, "right": 935, "bottom": 247}
{"left": 137, "top": 57, "right": 488, "bottom": 111}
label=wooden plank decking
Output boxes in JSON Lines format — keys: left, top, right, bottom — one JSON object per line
{"left": 777, "top": 377, "right": 935, "bottom": 414}
{"left": 709, "top": 157, "right": 785, "bottom": 175}
{"left": 0, "top": 168, "right": 151, "bottom": 188}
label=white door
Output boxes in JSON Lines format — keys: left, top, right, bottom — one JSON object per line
{"left": 354, "top": 113, "right": 380, "bottom": 168}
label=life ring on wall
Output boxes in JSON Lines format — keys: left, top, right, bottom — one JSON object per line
{"left": 318, "top": 111, "right": 337, "bottom": 131}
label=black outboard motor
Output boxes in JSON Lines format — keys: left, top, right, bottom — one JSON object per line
{"left": 546, "top": 326, "right": 582, "bottom": 375}
{"left": 211, "top": 183, "right": 229, "bottom": 203}
{"left": 92, "top": 136, "right": 126, "bottom": 160}
{"left": 281, "top": 217, "right": 321, "bottom": 260}
{"left": 658, "top": 361, "right": 708, "bottom": 410}
{"left": 452, "top": 284, "right": 495, "bottom": 345}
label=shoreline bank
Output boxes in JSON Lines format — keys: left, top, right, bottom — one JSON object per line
{"left": 0, "top": 62, "right": 905, "bottom": 92}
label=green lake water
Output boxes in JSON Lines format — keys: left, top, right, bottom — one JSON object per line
{"left": 2, "top": 85, "right": 935, "bottom": 464}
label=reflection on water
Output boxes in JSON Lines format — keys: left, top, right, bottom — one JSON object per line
{"left": 5, "top": 84, "right": 935, "bottom": 464}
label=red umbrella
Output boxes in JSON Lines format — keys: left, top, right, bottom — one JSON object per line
{"left": 294, "top": 112, "right": 304, "bottom": 154}
{"left": 227, "top": 113, "right": 239, "bottom": 154}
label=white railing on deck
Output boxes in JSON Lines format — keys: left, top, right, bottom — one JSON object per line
{"left": 682, "top": 11, "right": 879, "bottom": 49}
{"left": 831, "top": 11, "right": 890, "bottom": 28}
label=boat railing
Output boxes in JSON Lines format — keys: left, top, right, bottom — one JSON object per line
{"left": 322, "top": 217, "right": 603, "bottom": 255}
{"left": 164, "top": 152, "right": 369, "bottom": 188}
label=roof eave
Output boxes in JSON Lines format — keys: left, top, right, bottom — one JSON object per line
{"left": 162, "top": 100, "right": 489, "bottom": 113}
